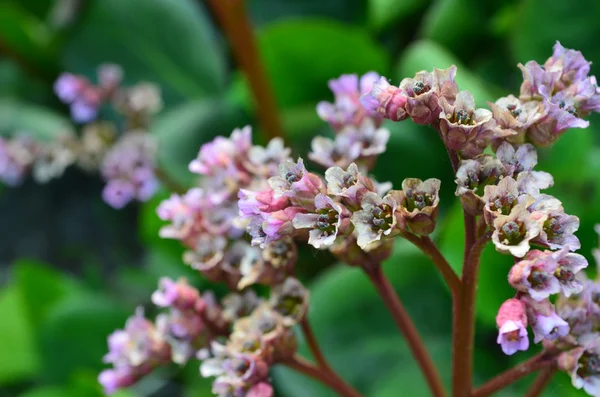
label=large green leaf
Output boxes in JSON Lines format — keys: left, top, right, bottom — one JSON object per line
{"left": 38, "top": 293, "right": 130, "bottom": 383}
{"left": 254, "top": 19, "right": 390, "bottom": 109}
{"left": 0, "top": 285, "right": 39, "bottom": 384}
{"left": 62, "top": 0, "right": 226, "bottom": 104}
{"left": 367, "top": 0, "right": 429, "bottom": 31}
{"left": 248, "top": 0, "right": 369, "bottom": 26}
{"left": 511, "top": 0, "right": 600, "bottom": 67}
{"left": 395, "top": 40, "right": 500, "bottom": 106}
{"left": 13, "top": 259, "right": 78, "bottom": 328}
{"left": 0, "top": 99, "right": 71, "bottom": 141}
{"left": 273, "top": 241, "right": 453, "bottom": 396}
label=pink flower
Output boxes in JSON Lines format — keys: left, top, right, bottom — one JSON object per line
{"left": 496, "top": 298, "right": 529, "bottom": 355}
{"left": 360, "top": 77, "right": 408, "bottom": 122}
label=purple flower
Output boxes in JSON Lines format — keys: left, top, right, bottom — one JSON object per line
{"left": 71, "top": 99, "right": 98, "bottom": 123}
{"left": 527, "top": 194, "right": 581, "bottom": 251}
{"left": 102, "top": 179, "right": 136, "bottom": 209}
{"left": 399, "top": 66, "right": 458, "bottom": 125}
{"left": 482, "top": 176, "right": 523, "bottom": 226}
{"left": 360, "top": 77, "right": 408, "bottom": 122}
{"left": 558, "top": 336, "right": 600, "bottom": 396}
{"left": 496, "top": 298, "right": 529, "bottom": 355}
{"left": 351, "top": 191, "right": 399, "bottom": 249}
{"left": 552, "top": 249, "right": 588, "bottom": 297}
{"left": 317, "top": 72, "right": 383, "bottom": 130}
{"left": 98, "top": 367, "right": 135, "bottom": 395}
{"left": 509, "top": 250, "right": 561, "bottom": 301}
{"left": 238, "top": 188, "right": 289, "bottom": 219}
{"left": 189, "top": 126, "right": 252, "bottom": 178}
{"left": 54, "top": 73, "right": 83, "bottom": 103}
{"left": 489, "top": 96, "right": 545, "bottom": 147}
{"left": 268, "top": 158, "right": 325, "bottom": 210}
{"left": 531, "top": 310, "right": 570, "bottom": 343}
{"left": 439, "top": 90, "right": 496, "bottom": 158}
{"left": 545, "top": 41, "right": 591, "bottom": 88}
{"left": 152, "top": 277, "right": 201, "bottom": 310}
{"left": 261, "top": 207, "right": 304, "bottom": 244}
{"left": 292, "top": 194, "right": 350, "bottom": 248}
{"left": 518, "top": 61, "right": 560, "bottom": 100}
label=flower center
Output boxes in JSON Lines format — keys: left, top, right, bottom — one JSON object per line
{"left": 578, "top": 353, "right": 600, "bottom": 378}
{"left": 316, "top": 209, "right": 339, "bottom": 233}
{"left": 555, "top": 266, "right": 575, "bottom": 282}
{"left": 412, "top": 81, "right": 430, "bottom": 95}
{"left": 543, "top": 217, "right": 563, "bottom": 240}
{"left": 285, "top": 171, "right": 301, "bottom": 183}
{"left": 505, "top": 329, "right": 521, "bottom": 342}
{"left": 528, "top": 267, "right": 549, "bottom": 288}
{"left": 371, "top": 204, "right": 393, "bottom": 231}
{"left": 500, "top": 221, "right": 524, "bottom": 245}
{"left": 490, "top": 193, "right": 517, "bottom": 215}
{"left": 404, "top": 189, "right": 434, "bottom": 211}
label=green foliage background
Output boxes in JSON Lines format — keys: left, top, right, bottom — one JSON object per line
{"left": 0, "top": 0, "right": 599, "bottom": 396}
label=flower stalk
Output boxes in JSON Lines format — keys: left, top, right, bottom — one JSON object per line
{"left": 364, "top": 264, "right": 447, "bottom": 397}
{"left": 205, "top": 0, "right": 284, "bottom": 140}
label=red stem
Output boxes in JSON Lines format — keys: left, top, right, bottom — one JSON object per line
{"left": 472, "top": 351, "right": 557, "bottom": 397}
{"left": 452, "top": 229, "right": 491, "bottom": 397}
{"left": 205, "top": 0, "right": 284, "bottom": 140}
{"left": 524, "top": 368, "right": 556, "bottom": 397}
{"left": 283, "top": 355, "right": 363, "bottom": 397}
{"left": 300, "top": 318, "right": 331, "bottom": 371}
{"left": 365, "top": 265, "right": 447, "bottom": 397}
{"left": 401, "top": 232, "right": 461, "bottom": 296}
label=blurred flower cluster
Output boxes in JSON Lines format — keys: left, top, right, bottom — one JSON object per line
{"left": 0, "top": 64, "right": 162, "bottom": 208}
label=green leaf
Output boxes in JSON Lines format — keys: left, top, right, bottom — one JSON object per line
{"left": 367, "top": 0, "right": 428, "bottom": 31}
{"left": 255, "top": 19, "right": 390, "bottom": 109}
{"left": 0, "top": 99, "right": 71, "bottom": 141}
{"left": 62, "top": 0, "right": 226, "bottom": 104}
{"left": 395, "top": 40, "right": 501, "bottom": 106}
{"left": 511, "top": 0, "right": 600, "bottom": 67}
{"left": 0, "top": 285, "right": 39, "bottom": 384}
{"left": 273, "top": 241, "right": 452, "bottom": 396}
{"left": 38, "top": 293, "right": 130, "bottom": 383}
{"left": 0, "top": 3, "right": 59, "bottom": 78}
{"left": 151, "top": 99, "right": 246, "bottom": 187}
{"left": 13, "top": 259, "right": 78, "bottom": 328}
{"left": 247, "top": 0, "right": 369, "bottom": 26}
{"left": 19, "top": 386, "right": 72, "bottom": 397}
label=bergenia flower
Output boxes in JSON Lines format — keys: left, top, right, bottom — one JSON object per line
{"left": 325, "top": 162, "right": 375, "bottom": 209}
{"left": 351, "top": 191, "right": 399, "bottom": 249}
{"left": 491, "top": 205, "right": 542, "bottom": 257}
{"left": 397, "top": 177, "right": 441, "bottom": 235}
{"left": 292, "top": 194, "right": 350, "bottom": 248}
{"left": 496, "top": 298, "right": 529, "bottom": 355}
{"left": 508, "top": 250, "right": 561, "bottom": 301}
{"left": 360, "top": 77, "right": 408, "bottom": 122}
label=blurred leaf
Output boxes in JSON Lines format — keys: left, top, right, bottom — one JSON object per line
{"left": 19, "top": 386, "right": 72, "bottom": 397}
{"left": 511, "top": 0, "right": 600, "bottom": 66}
{"left": 38, "top": 292, "right": 130, "bottom": 383}
{"left": 13, "top": 259, "right": 78, "bottom": 328}
{"left": 0, "top": 3, "right": 59, "bottom": 77}
{"left": 0, "top": 285, "right": 39, "bottom": 384}
{"left": 248, "top": 0, "right": 369, "bottom": 26}
{"left": 396, "top": 40, "right": 499, "bottom": 105}
{"left": 367, "top": 0, "right": 428, "bottom": 31}
{"left": 420, "top": 0, "right": 497, "bottom": 62}
{"left": 62, "top": 0, "right": 226, "bottom": 105}
{"left": 151, "top": 99, "right": 245, "bottom": 187}
{"left": 256, "top": 19, "right": 390, "bottom": 109}
{"left": 374, "top": 120, "right": 455, "bottom": 198}
{"left": 273, "top": 241, "right": 452, "bottom": 395}
{"left": 0, "top": 99, "right": 71, "bottom": 141}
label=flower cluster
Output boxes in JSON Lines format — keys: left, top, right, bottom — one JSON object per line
{"left": 54, "top": 64, "right": 162, "bottom": 126}
{"left": 0, "top": 124, "right": 118, "bottom": 186}
{"left": 100, "top": 131, "right": 158, "bottom": 209}
{"left": 99, "top": 278, "right": 228, "bottom": 394}
{"left": 312, "top": 72, "right": 390, "bottom": 171}
{"left": 100, "top": 276, "right": 308, "bottom": 396}
{"left": 362, "top": 41, "right": 600, "bottom": 155}
{"left": 158, "top": 127, "right": 298, "bottom": 290}
{"left": 0, "top": 65, "right": 163, "bottom": 208}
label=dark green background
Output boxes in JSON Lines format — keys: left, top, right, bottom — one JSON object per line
{"left": 0, "top": 0, "right": 599, "bottom": 396}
